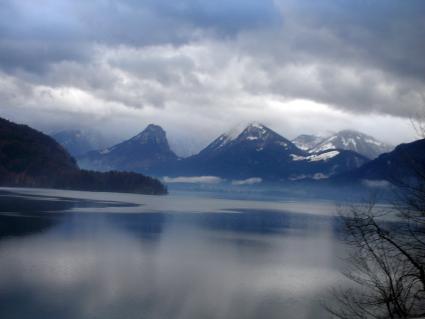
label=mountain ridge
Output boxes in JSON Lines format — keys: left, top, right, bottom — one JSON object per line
{"left": 332, "top": 138, "right": 425, "bottom": 184}
{"left": 76, "top": 123, "right": 405, "bottom": 182}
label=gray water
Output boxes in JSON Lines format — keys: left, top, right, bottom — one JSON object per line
{"left": 0, "top": 187, "right": 346, "bottom": 319}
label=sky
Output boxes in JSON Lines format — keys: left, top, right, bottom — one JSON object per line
{"left": 0, "top": 0, "right": 424, "bottom": 155}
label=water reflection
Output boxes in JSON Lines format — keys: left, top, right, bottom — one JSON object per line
{"left": 0, "top": 188, "right": 343, "bottom": 319}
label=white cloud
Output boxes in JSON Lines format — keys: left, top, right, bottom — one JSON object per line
{"left": 232, "top": 177, "right": 263, "bottom": 186}
{"left": 163, "top": 176, "right": 224, "bottom": 184}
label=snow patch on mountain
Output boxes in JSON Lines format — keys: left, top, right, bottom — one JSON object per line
{"left": 290, "top": 150, "right": 340, "bottom": 162}
{"left": 308, "top": 150, "right": 340, "bottom": 162}
{"left": 99, "top": 149, "right": 111, "bottom": 155}
{"left": 290, "top": 154, "right": 305, "bottom": 161}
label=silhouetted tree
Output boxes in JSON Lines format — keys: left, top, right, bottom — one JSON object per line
{"left": 328, "top": 123, "right": 425, "bottom": 318}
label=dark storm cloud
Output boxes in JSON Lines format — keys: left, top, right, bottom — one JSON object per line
{"left": 279, "top": 0, "right": 425, "bottom": 81}
{"left": 234, "top": 0, "right": 425, "bottom": 117}
{"left": 0, "top": 0, "right": 281, "bottom": 73}
{"left": 148, "top": 0, "right": 282, "bottom": 34}
{"left": 0, "top": 1, "right": 90, "bottom": 73}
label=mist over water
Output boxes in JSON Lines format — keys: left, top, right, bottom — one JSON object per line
{"left": 0, "top": 188, "right": 345, "bottom": 319}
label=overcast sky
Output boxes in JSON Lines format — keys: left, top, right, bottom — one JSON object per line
{"left": 0, "top": 0, "right": 424, "bottom": 155}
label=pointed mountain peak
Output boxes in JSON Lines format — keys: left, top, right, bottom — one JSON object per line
{"left": 139, "top": 124, "right": 165, "bottom": 135}
{"left": 243, "top": 122, "right": 269, "bottom": 133}
{"left": 84, "top": 123, "right": 177, "bottom": 171}
{"left": 204, "top": 123, "right": 268, "bottom": 150}
{"left": 246, "top": 122, "right": 267, "bottom": 129}
{"left": 200, "top": 122, "right": 299, "bottom": 156}
{"left": 238, "top": 122, "right": 275, "bottom": 141}
{"left": 145, "top": 124, "right": 165, "bottom": 132}
{"left": 132, "top": 124, "right": 167, "bottom": 142}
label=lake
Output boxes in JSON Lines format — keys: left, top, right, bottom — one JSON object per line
{"left": 0, "top": 187, "right": 348, "bottom": 319}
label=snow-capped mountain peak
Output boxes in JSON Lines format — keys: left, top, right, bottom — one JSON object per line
{"left": 309, "top": 130, "right": 393, "bottom": 159}
{"left": 202, "top": 122, "right": 274, "bottom": 152}
{"left": 238, "top": 122, "right": 274, "bottom": 141}
{"left": 199, "top": 122, "right": 302, "bottom": 158}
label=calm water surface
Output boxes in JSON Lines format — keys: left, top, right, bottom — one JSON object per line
{"left": 0, "top": 187, "right": 347, "bottom": 319}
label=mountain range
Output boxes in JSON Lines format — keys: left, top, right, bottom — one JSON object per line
{"left": 77, "top": 122, "right": 384, "bottom": 182}
{"left": 1, "top": 116, "right": 422, "bottom": 188}
{"left": 171, "top": 123, "right": 369, "bottom": 180}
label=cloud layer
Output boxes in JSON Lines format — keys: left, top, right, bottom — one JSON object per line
{"left": 0, "top": 0, "right": 424, "bottom": 150}
{"left": 163, "top": 176, "right": 224, "bottom": 184}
